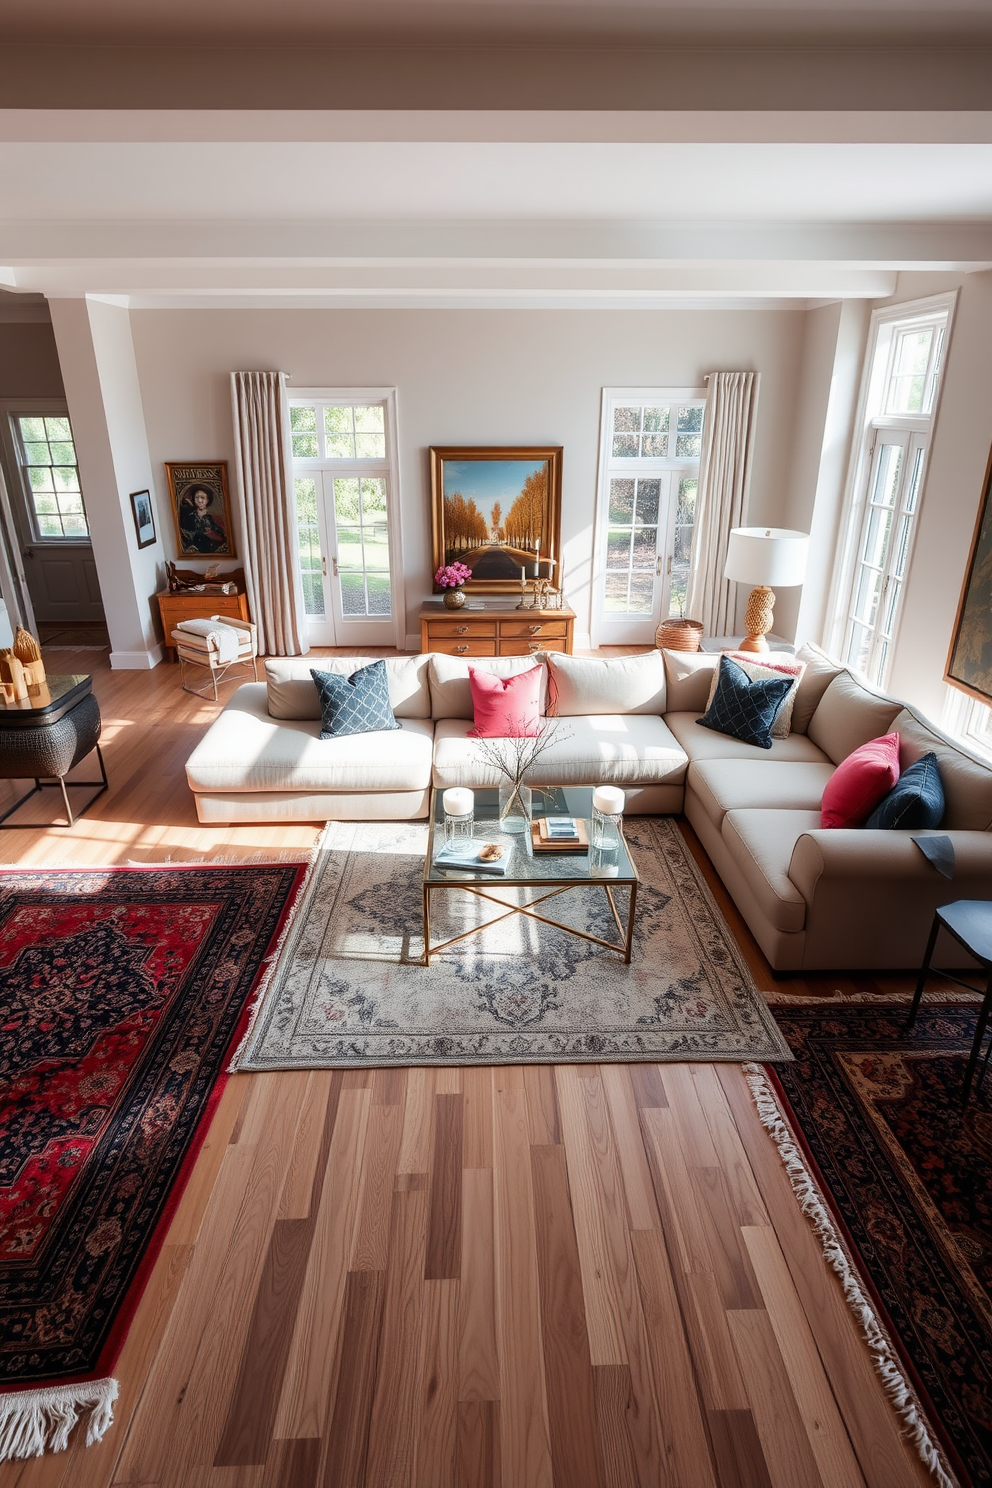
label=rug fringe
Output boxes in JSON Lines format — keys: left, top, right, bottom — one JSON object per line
{"left": 742, "top": 1062, "right": 959, "bottom": 1488}
{"left": 226, "top": 825, "right": 331, "bottom": 1071}
{"left": 0, "top": 1378, "right": 118, "bottom": 1461}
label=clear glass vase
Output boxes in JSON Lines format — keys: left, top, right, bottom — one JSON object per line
{"left": 498, "top": 780, "right": 532, "bottom": 833}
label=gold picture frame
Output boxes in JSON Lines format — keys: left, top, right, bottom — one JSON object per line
{"left": 946, "top": 438, "right": 992, "bottom": 704}
{"left": 430, "top": 445, "right": 563, "bottom": 594}
{"left": 165, "top": 462, "right": 236, "bottom": 558}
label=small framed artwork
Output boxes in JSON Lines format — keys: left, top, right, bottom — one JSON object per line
{"left": 946, "top": 440, "right": 992, "bottom": 704}
{"left": 165, "top": 462, "right": 236, "bottom": 558}
{"left": 430, "top": 445, "right": 563, "bottom": 594}
{"left": 129, "top": 488, "right": 156, "bottom": 550}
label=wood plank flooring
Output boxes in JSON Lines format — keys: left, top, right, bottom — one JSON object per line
{"left": 0, "top": 651, "right": 937, "bottom": 1488}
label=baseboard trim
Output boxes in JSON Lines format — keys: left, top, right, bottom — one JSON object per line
{"left": 109, "top": 645, "right": 164, "bottom": 670}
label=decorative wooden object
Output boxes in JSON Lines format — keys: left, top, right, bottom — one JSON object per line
{"left": 0, "top": 651, "right": 28, "bottom": 701}
{"left": 13, "top": 626, "right": 46, "bottom": 689}
{"left": 419, "top": 601, "right": 575, "bottom": 657}
{"left": 655, "top": 618, "right": 704, "bottom": 653}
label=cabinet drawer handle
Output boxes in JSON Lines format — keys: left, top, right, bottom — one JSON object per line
{"left": 455, "top": 644, "right": 469, "bottom": 653}
{"left": 454, "top": 625, "right": 468, "bottom": 634}
{"left": 528, "top": 642, "right": 541, "bottom": 652}
{"left": 528, "top": 624, "right": 542, "bottom": 634}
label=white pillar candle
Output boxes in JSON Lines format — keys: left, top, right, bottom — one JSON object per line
{"left": 592, "top": 785, "right": 625, "bottom": 816}
{"left": 442, "top": 787, "right": 474, "bottom": 817}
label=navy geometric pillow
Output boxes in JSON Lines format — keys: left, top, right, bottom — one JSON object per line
{"left": 696, "top": 655, "right": 793, "bottom": 751}
{"left": 865, "top": 751, "right": 945, "bottom": 829}
{"left": 311, "top": 660, "right": 400, "bottom": 740}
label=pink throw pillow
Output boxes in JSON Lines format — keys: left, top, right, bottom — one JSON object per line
{"left": 468, "top": 665, "right": 543, "bottom": 737}
{"left": 820, "top": 732, "right": 901, "bottom": 828}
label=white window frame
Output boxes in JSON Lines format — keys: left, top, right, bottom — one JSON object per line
{"left": 0, "top": 399, "right": 90, "bottom": 548}
{"left": 591, "top": 386, "right": 706, "bottom": 648}
{"left": 288, "top": 387, "right": 404, "bottom": 649}
{"left": 824, "top": 292, "right": 957, "bottom": 683}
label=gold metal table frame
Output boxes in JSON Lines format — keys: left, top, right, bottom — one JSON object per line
{"left": 422, "top": 786, "right": 639, "bottom": 966}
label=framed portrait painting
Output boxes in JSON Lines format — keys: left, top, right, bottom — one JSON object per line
{"left": 946, "top": 440, "right": 992, "bottom": 704}
{"left": 129, "top": 489, "right": 156, "bottom": 550}
{"left": 430, "top": 446, "right": 562, "bottom": 594}
{"left": 165, "top": 462, "right": 236, "bottom": 558}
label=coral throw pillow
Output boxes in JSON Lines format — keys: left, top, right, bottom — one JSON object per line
{"left": 468, "top": 664, "right": 543, "bottom": 737}
{"left": 821, "top": 732, "right": 901, "bottom": 828}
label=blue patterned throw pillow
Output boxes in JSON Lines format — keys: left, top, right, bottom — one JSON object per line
{"left": 865, "top": 751, "right": 945, "bottom": 829}
{"left": 311, "top": 660, "right": 400, "bottom": 740}
{"left": 697, "top": 655, "right": 793, "bottom": 750}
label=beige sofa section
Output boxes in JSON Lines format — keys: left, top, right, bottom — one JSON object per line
{"left": 183, "top": 642, "right": 992, "bottom": 972}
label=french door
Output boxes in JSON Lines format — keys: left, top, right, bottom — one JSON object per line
{"left": 295, "top": 467, "right": 397, "bottom": 647}
{"left": 843, "top": 426, "right": 927, "bottom": 685}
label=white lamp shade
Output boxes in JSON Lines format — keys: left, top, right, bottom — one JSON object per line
{"left": 724, "top": 527, "right": 809, "bottom": 588}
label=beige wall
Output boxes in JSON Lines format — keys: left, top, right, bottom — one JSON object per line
{"left": 129, "top": 305, "right": 807, "bottom": 645}
{"left": 0, "top": 321, "right": 65, "bottom": 401}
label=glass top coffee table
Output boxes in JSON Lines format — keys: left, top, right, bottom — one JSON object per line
{"left": 423, "top": 785, "right": 639, "bottom": 965}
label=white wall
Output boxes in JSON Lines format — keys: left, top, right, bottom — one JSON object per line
{"left": 129, "top": 306, "right": 807, "bottom": 646}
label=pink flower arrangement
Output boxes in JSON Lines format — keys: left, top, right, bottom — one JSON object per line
{"left": 435, "top": 562, "right": 473, "bottom": 589}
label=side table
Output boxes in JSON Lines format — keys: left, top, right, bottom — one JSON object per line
{"left": 0, "top": 674, "right": 108, "bottom": 828}
{"left": 158, "top": 572, "right": 250, "bottom": 662}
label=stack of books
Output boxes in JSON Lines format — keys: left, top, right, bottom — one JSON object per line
{"left": 531, "top": 815, "right": 589, "bottom": 853}
{"left": 432, "top": 838, "right": 509, "bottom": 875}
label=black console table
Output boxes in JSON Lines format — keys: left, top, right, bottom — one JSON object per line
{"left": 0, "top": 674, "right": 108, "bottom": 828}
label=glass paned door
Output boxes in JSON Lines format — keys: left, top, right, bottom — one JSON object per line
{"left": 296, "top": 470, "right": 396, "bottom": 646}
{"left": 844, "top": 428, "right": 926, "bottom": 684}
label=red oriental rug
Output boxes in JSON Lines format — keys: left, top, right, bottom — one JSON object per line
{"left": 0, "top": 862, "right": 306, "bottom": 1462}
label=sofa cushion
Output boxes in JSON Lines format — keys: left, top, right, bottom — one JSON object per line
{"left": 820, "top": 732, "right": 900, "bottom": 829}
{"left": 865, "top": 751, "right": 945, "bottom": 830}
{"left": 806, "top": 671, "right": 902, "bottom": 764}
{"left": 721, "top": 810, "right": 819, "bottom": 933}
{"left": 665, "top": 712, "right": 831, "bottom": 764}
{"left": 186, "top": 683, "right": 434, "bottom": 793}
{"left": 430, "top": 654, "right": 548, "bottom": 720}
{"left": 661, "top": 650, "right": 719, "bottom": 712}
{"left": 690, "top": 758, "right": 835, "bottom": 830}
{"left": 697, "top": 657, "right": 793, "bottom": 750}
{"left": 266, "top": 654, "right": 431, "bottom": 721}
{"left": 703, "top": 652, "right": 806, "bottom": 738}
{"left": 432, "top": 714, "right": 688, "bottom": 790}
{"left": 891, "top": 708, "right": 992, "bottom": 830}
{"left": 789, "top": 644, "right": 844, "bottom": 734}
{"left": 468, "top": 663, "right": 542, "bottom": 736}
{"left": 546, "top": 650, "right": 666, "bottom": 716}
{"left": 311, "top": 660, "right": 400, "bottom": 740}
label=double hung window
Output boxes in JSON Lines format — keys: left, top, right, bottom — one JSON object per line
{"left": 593, "top": 389, "right": 706, "bottom": 645}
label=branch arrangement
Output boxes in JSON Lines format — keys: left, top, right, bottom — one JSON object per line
{"left": 471, "top": 717, "right": 571, "bottom": 823}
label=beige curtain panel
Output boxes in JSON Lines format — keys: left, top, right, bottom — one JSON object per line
{"left": 685, "top": 371, "right": 760, "bottom": 637}
{"left": 231, "top": 371, "right": 309, "bottom": 657}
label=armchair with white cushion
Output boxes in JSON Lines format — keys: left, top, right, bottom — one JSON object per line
{"left": 171, "top": 615, "right": 258, "bottom": 701}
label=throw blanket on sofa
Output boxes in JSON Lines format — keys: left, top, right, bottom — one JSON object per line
{"left": 175, "top": 618, "right": 241, "bottom": 665}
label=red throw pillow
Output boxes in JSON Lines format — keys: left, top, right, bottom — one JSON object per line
{"left": 821, "top": 732, "right": 901, "bottom": 828}
{"left": 468, "top": 665, "right": 543, "bottom": 737}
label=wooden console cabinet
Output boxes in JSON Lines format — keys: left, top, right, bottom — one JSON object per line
{"left": 158, "top": 571, "right": 250, "bottom": 661}
{"left": 419, "top": 601, "right": 575, "bottom": 657}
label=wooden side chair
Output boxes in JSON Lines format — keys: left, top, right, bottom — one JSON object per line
{"left": 907, "top": 899, "right": 992, "bottom": 1102}
{"left": 171, "top": 616, "right": 259, "bottom": 702}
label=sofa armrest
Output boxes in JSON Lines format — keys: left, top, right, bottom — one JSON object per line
{"left": 789, "top": 829, "right": 992, "bottom": 902}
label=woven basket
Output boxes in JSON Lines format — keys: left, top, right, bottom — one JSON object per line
{"left": 655, "top": 618, "right": 704, "bottom": 652}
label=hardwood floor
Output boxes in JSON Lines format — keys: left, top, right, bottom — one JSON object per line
{"left": 0, "top": 652, "right": 936, "bottom": 1488}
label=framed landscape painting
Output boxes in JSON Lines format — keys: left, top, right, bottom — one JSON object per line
{"left": 946, "top": 441, "right": 992, "bottom": 704}
{"left": 165, "top": 462, "right": 236, "bottom": 558}
{"left": 430, "top": 446, "right": 562, "bottom": 594}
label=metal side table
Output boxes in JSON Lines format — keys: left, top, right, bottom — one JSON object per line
{"left": 0, "top": 674, "right": 108, "bottom": 828}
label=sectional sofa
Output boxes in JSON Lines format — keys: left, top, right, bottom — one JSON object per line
{"left": 184, "top": 646, "right": 992, "bottom": 972}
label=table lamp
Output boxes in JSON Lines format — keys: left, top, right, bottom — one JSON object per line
{"left": 723, "top": 527, "right": 809, "bottom": 653}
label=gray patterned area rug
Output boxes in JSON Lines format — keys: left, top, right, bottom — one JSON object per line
{"left": 235, "top": 817, "right": 791, "bottom": 1069}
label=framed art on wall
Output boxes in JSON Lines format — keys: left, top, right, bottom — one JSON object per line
{"left": 129, "top": 489, "right": 156, "bottom": 549}
{"left": 430, "top": 445, "right": 562, "bottom": 594}
{"left": 165, "top": 462, "right": 236, "bottom": 558}
{"left": 946, "top": 440, "right": 992, "bottom": 704}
